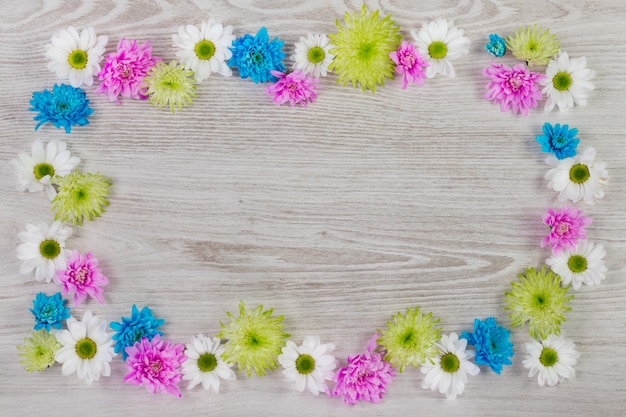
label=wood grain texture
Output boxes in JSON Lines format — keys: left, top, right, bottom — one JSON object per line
{"left": 1, "top": 1, "right": 625, "bottom": 416}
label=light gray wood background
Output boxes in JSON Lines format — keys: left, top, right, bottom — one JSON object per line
{"left": 1, "top": 1, "right": 624, "bottom": 416}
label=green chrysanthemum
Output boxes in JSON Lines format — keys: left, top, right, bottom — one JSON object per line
{"left": 505, "top": 266, "right": 573, "bottom": 339}
{"left": 143, "top": 60, "right": 196, "bottom": 112}
{"left": 217, "top": 301, "right": 289, "bottom": 377}
{"left": 329, "top": 4, "right": 401, "bottom": 92}
{"left": 377, "top": 306, "right": 442, "bottom": 372}
{"left": 51, "top": 170, "right": 111, "bottom": 225}
{"left": 17, "top": 330, "right": 61, "bottom": 372}
{"left": 506, "top": 25, "right": 560, "bottom": 67}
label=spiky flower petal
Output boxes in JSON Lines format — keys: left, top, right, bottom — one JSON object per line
{"left": 506, "top": 25, "right": 559, "bottom": 67}
{"left": 30, "top": 292, "right": 70, "bottom": 331}
{"left": 228, "top": 27, "right": 285, "bottom": 83}
{"left": 110, "top": 305, "right": 165, "bottom": 361}
{"left": 29, "top": 84, "right": 93, "bottom": 133}
{"left": 18, "top": 330, "right": 61, "bottom": 372}
{"left": 51, "top": 171, "right": 111, "bottom": 225}
{"left": 143, "top": 60, "right": 196, "bottom": 112}
{"left": 460, "top": 317, "right": 514, "bottom": 374}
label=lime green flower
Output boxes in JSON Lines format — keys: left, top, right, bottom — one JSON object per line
{"left": 51, "top": 171, "right": 111, "bottom": 225}
{"left": 506, "top": 25, "right": 560, "bottom": 67}
{"left": 377, "top": 306, "right": 442, "bottom": 372}
{"left": 143, "top": 60, "right": 196, "bottom": 112}
{"left": 505, "top": 266, "right": 573, "bottom": 339}
{"left": 217, "top": 301, "right": 289, "bottom": 377}
{"left": 17, "top": 330, "right": 61, "bottom": 372}
{"left": 329, "top": 4, "right": 401, "bottom": 92}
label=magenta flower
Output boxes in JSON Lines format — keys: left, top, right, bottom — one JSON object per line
{"left": 96, "top": 38, "right": 161, "bottom": 104}
{"left": 54, "top": 251, "right": 108, "bottom": 305}
{"left": 124, "top": 334, "right": 186, "bottom": 397}
{"left": 483, "top": 61, "right": 546, "bottom": 116}
{"left": 266, "top": 70, "right": 319, "bottom": 107}
{"left": 389, "top": 40, "right": 428, "bottom": 89}
{"left": 541, "top": 206, "right": 592, "bottom": 254}
{"left": 331, "top": 334, "right": 395, "bottom": 405}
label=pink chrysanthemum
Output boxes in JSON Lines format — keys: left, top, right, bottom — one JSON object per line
{"left": 541, "top": 206, "right": 592, "bottom": 254}
{"left": 54, "top": 251, "right": 108, "bottom": 305}
{"left": 389, "top": 40, "right": 428, "bottom": 89}
{"left": 331, "top": 334, "right": 395, "bottom": 405}
{"left": 124, "top": 334, "right": 186, "bottom": 397}
{"left": 266, "top": 70, "right": 319, "bottom": 107}
{"left": 96, "top": 38, "right": 161, "bottom": 103}
{"left": 483, "top": 61, "right": 546, "bottom": 116}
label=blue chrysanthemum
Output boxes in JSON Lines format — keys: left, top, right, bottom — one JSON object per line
{"left": 460, "top": 317, "right": 514, "bottom": 374}
{"left": 228, "top": 27, "right": 285, "bottom": 83}
{"left": 29, "top": 84, "right": 93, "bottom": 134}
{"left": 30, "top": 292, "right": 70, "bottom": 332}
{"left": 536, "top": 122, "right": 580, "bottom": 160}
{"left": 485, "top": 34, "right": 506, "bottom": 57}
{"left": 110, "top": 304, "right": 165, "bottom": 360}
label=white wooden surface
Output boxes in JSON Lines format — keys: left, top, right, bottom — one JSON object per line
{"left": 1, "top": 1, "right": 625, "bottom": 416}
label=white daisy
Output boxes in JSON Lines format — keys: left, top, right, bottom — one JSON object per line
{"left": 12, "top": 140, "right": 80, "bottom": 200}
{"left": 420, "top": 332, "right": 479, "bottom": 399}
{"left": 546, "top": 240, "right": 607, "bottom": 290}
{"left": 411, "top": 18, "right": 470, "bottom": 79}
{"left": 16, "top": 221, "right": 72, "bottom": 283}
{"left": 291, "top": 33, "right": 334, "bottom": 78}
{"left": 522, "top": 335, "right": 580, "bottom": 387}
{"left": 542, "top": 52, "right": 596, "bottom": 112}
{"left": 172, "top": 19, "right": 235, "bottom": 82}
{"left": 46, "top": 26, "right": 108, "bottom": 88}
{"left": 181, "top": 334, "right": 235, "bottom": 392}
{"left": 54, "top": 311, "right": 116, "bottom": 385}
{"left": 545, "top": 146, "right": 608, "bottom": 205}
{"left": 277, "top": 336, "right": 337, "bottom": 395}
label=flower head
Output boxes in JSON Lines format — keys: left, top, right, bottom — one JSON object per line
{"left": 329, "top": 5, "right": 401, "bottom": 92}
{"left": 505, "top": 266, "right": 573, "bottom": 339}
{"left": 506, "top": 25, "right": 559, "bottom": 67}
{"left": 173, "top": 19, "right": 235, "bottom": 82}
{"left": 536, "top": 122, "right": 580, "bottom": 160}
{"left": 541, "top": 206, "right": 591, "bottom": 254}
{"left": 17, "top": 221, "right": 72, "bottom": 283}
{"left": 522, "top": 335, "right": 580, "bottom": 386}
{"left": 278, "top": 336, "right": 337, "bottom": 395}
{"left": 389, "top": 40, "right": 429, "bottom": 89}
{"left": 54, "top": 311, "right": 116, "bottom": 384}
{"left": 377, "top": 306, "right": 441, "bottom": 372}
{"left": 545, "top": 146, "right": 608, "bottom": 205}
{"left": 29, "top": 84, "right": 93, "bottom": 133}
{"left": 12, "top": 140, "right": 80, "bottom": 200}
{"left": 266, "top": 70, "right": 319, "bottom": 107}
{"left": 485, "top": 34, "right": 506, "bottom": 57}
{"left": 483, "top": 61, "right": 545, "bottom": 116}
{"left": 228, "top": 27, "right": 285, "bottom": 83}
{"left": 18, "top": 330, "right": 61, "bottom": 372}
{"left": 181, "top": 334, "right": 236, "bottom": 392}
{"left": 541, "top": 52, "right": 596, "bottom": 112}
{"left": 51, "top": 171, "right": 112, "bottom": 225}
{"left": 143, "top": 60, "right": 196, "bottom": 112}
{"left": 54, "top": 251, "right": 108, "bottom": 305}
{"left": 331, "top": 334, "right": 394, "bottom": 405}
{"left": 96, "top": 38, "right": 161, "bottom": 103}
{"left": 411, "top": 18, "right": 471, "bottom": 79}
{"left": 217, "top": 301, "right": 289, "bottom": 377}
{"left": 110, "top": 305, "right": 165, "bottom": 361}
{"left": 546, "top": 240, "right": 607, "bottom": 290}
{"left": 30, "top": 292, "right": 70, "bottom": 331}
{"left": 420, "top": 333, "right": 480, "bottom": 399}
{"left": 124, "top": 334, "right": 186, "bottom": 397}
{"left": 460, "top": 317, "right": 514, "bottom": 374}
{"left": 291, "top": 33, "right": 334, "bottom": 78}
{"left": 46, "top": 26, "right": 108, "bottom": 87}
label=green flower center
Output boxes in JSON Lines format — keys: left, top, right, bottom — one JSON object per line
{"left": 34, "top": 163, "right": 55, "bottom": 180}
{"left": 308, "top": 46, "right": 325, "bottom": 64}
{"left": 195, "top": 40, "right": 216, "bottom": 60}
{"left": 553, "top": 71, "right": 572, "bottom": 91}
{"left": 568, "top": 254, "right": 588, "bottom": 273}
{"left": 197, "top": 352, "right": 218, "bottom": 372}
{"left": 428, "top": 41, "right": 448, "bottom": 59}
{"left": 358, "top": 42, "right": 376, "bottom": 60}
{"left": 245, "top": 331, "right": 262, "bottom": 348}
{"left": 539, "top": 347, "right": 558, "bottom": 367}
{"left": 533, "top": 293, "right": 546, "bottom": 308}
{"left": 295, "top": 353, "right": 316, "bottom": 375}
{"left": 440, "top": 352, "right": 460, "bottom": 373}
{"left": 569, "top": 164, "right": 590, "bottom": 184}
{"left": 527, "top": 40, "right": 538, "bottom": 52}
{"left": 39, "top": 239, "right": 61, "bottom": 259}
{"left": 68, "top": 50, "right": 88, "bottom": 69}
{"left": 75, "top": 337, "right": 97, "bottom": 359}
{"left": 400, "top": 329, "right": 416, "bottom": 346}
